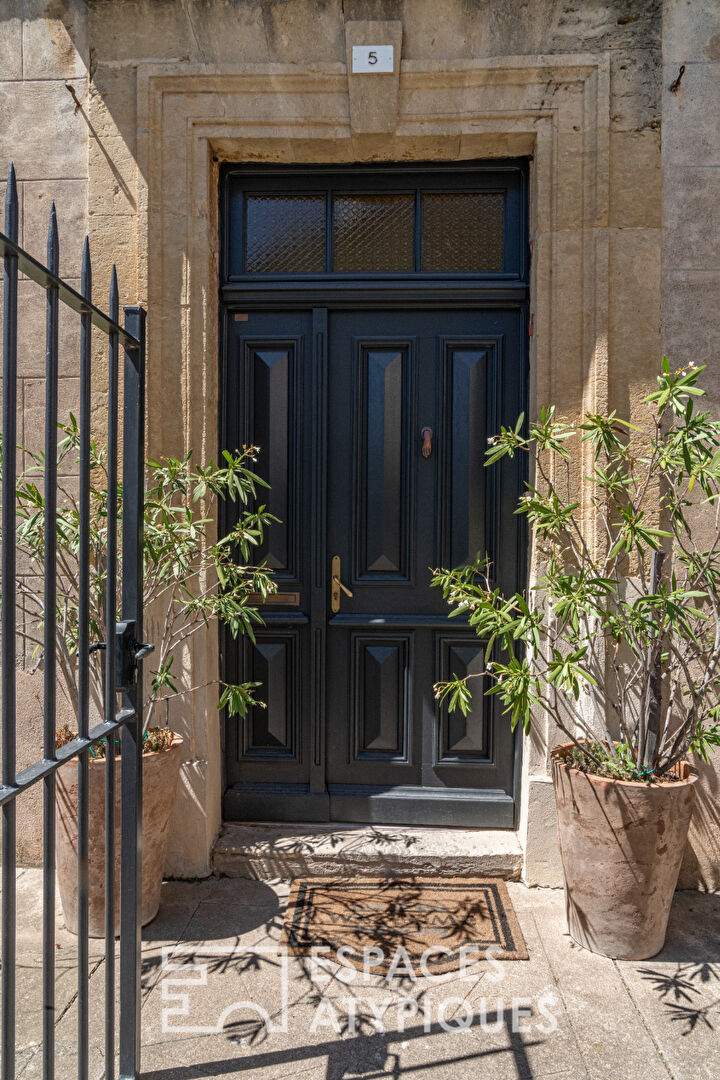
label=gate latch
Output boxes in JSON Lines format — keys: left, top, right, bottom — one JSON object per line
{"left": 115, "top": 620, "right": 155, "bottom": 691}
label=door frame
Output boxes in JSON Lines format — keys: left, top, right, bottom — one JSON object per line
{"left": 218, "top": 161, "right": 530, "bottom": 828}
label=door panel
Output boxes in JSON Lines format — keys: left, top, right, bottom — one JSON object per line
{"left": 223, "top": 306, "right": 525, "bottom": 826}
{"left": 325, "top": 310, "right": 522, "bottom": 824}
{"left": 223, "top": 312, "right": 319, "bottom": 810}
{"left": 356, "top": 342, "right": 414, "bottom": 580}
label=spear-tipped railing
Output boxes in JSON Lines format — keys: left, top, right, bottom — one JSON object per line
{"left": 0, "top": 162, "right": 147, "bottom": 1080}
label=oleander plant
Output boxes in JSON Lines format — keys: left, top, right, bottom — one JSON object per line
{"left": 3, "top": 418, "right": 276, "bottom": 731}
{"left": 432, "top": 359, "right": 720, "bottom": 781}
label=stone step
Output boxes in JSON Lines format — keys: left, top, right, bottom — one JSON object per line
{"left": 212, "top": 822, "right": 523, "bottom": 881}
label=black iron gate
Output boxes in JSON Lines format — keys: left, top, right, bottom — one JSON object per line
{"left": 0, "top": 164, "right": 148, "bottom": 1079}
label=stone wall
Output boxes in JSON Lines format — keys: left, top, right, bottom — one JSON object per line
{"left": 0, "top": 0, "right": 89, "bottom": 865}
{"left": 662, "top": 0, "right": 720, "bottom": 892}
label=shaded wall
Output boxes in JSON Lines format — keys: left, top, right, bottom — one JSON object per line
{"left": 662, "top": 0, "right": 720, "bottom": 891}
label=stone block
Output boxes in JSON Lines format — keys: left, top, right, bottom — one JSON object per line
{"left": 608, "top": 227, "right": 661, "bottom": 411}
{"left": 662, "top": 270, "right": 720, "bottom": 370}
{"left": 86, "top": 64, "right": 137, "bottom": 146}
{"left": 87, "top": 0, "right": 195, "bottom": 62}
{"left": 21, "top": 0, "right": 88, "bottom": 81}
{"left": 662, "top": 61, "right": 720, "bottom": 166}
{"left": 0, "top": 4, "right": 22, "bottom": 81}
{"left": 87, "top": 134, "right": 137, "bottom": 216}
{"left": 664, "top": 165, "right": 720, "bottom": 271}
{"left": 610, "top": 130, "right": 661, "bottom": 228}
{"left": 345, "top": 20, "right": 402, "bottom": 135}
{"left": 20, "top": 376, "right": 81, "bottom": 457}
{"left": 664, "top": 0, "right": 720, "bottom": 62}
{"left": 679, "top": 756, "right": 720, "bottom": 892}
{"left": 11, "top": 670, "right": 77, "bottom": 868}
{"left": 521, "top": 776, "right": 564, "bottom": 888}
{"left": 164, "top": 758, "right": 218, "bottom": 880}
{"left": 213, "top": 822, "right": 523, "bottom": 881}
{"left": 0, "top": 78, "right": 87, "bottom": 181}
{"left": 22, "top": 178, "right": 86, "bottom": 278}
{"left": 610, "top": 51, "right": 661, "bottom": 134}
{"left": 0, "top": 276, "right": 85, "bottom": 380}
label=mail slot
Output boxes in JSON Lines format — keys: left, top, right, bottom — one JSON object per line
{"left": 248, "top": 591, "right": 301, "bottom": 606}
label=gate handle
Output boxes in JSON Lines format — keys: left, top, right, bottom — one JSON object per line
{"left": 421, "top": 427, "right": 433, "bottom": 458}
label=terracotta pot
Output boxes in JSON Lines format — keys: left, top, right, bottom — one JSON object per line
{"left": 55, "top": 733, "right": 183, "bottom": 937}
{"left": 551, "top": 741, "right": 698, "bottom": 960}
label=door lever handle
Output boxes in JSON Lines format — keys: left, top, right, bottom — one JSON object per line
{"left": 331, "top": 555, "right": 353, "bottom": 613}
{"left": 333, "top": 575, "right": 353, "bottom": 599}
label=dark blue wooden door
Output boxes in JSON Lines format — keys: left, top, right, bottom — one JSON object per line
{"left": 223, "top": 306, "right": 525, "bottom": 826}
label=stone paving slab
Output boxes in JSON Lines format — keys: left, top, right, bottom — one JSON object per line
{"left": 5, "top": 869, "right": 720, "bottom": 1079}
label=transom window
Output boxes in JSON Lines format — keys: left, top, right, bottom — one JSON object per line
{"left": 224, "top": 163, "right": 527, "bottom": 278}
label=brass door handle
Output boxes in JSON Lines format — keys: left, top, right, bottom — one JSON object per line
{"left": 331, "top": 555, "right": 353, "bottom": 613}
{"left": 421, "top": 427, "right": 433, "bottom": 458}
{"left": 333, "top": 576, "right": 353, "bottom": 598}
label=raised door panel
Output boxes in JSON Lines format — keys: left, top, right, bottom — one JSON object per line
{"left": 245, "top": 340, "right": 301, "bottom": 582}
{"left": 435, "top": 636, "right": 491, "bottom": 763}
{"left": 237, "top": 630, "right": 302, "bottom": 763}
{"left": 354, "top": 341, "right": 415, "bottom": 582}
{"left": 440, "top": 339, "right": 501, "bottom": 572}
{"left": 352, "top": 634, "right": 411, "bottom": 762}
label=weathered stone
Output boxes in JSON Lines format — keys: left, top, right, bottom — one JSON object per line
{"left": 212, "top": 823, "right": 523, "bottom": 881}
{"left": 0, "top": 79, "right": 87, "bottom": 180}
{"left": 0, "top": 3, "right": 23, "bottom": 81}
{"left": 664, "top": 164, "right": 720, "bottom": 270}
{"left": 21, "top": 0, "right": 88, "bottom": 81}
{"left": 345, "top": 19, "right": 402, "bottom": 134}
{"left": 663, "top": 59, "right": 720, "bottom": 165}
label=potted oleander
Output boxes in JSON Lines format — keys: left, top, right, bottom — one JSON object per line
{"left": 13, "top": 424, "right": 275, "bottom": 935}
{"left": 433, "top": 360, "right": 720, "bottom": 960}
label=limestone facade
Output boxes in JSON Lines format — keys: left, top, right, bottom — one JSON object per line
{"left": 0, "top": 0, "right": 717, "bottom": 888}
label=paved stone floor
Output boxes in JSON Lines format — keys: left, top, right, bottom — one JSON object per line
{"left": 10, "top": 868, "right": 720, "bottom": 1079}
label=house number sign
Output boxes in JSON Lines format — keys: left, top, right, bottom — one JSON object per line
{"left": 351, "top": 45, "right": 394, "bottom": 73}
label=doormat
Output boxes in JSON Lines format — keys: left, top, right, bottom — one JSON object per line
{"left": 281, "top": 877, "right": 528, "bottom": 974}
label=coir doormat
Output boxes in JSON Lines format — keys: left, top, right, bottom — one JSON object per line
{"left": 281, "top": 877, "right": 528, "bottom": 974}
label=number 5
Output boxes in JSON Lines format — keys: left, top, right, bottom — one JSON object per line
{"left": 368, "top": 50, "right": 377, "bottom": 65}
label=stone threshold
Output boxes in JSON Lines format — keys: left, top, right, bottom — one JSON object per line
{"left": 212, "top": 822, "right": 523, "bottom": 881}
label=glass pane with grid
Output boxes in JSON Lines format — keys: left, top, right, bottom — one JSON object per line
{"left": 332, "top": 194, "right": 415, "bottom": 272}
{"left": 245, "top": 193, "right": 327, "bottom": 273}
{"left": 421, "top": 192, "right": 505, "bottom": 272}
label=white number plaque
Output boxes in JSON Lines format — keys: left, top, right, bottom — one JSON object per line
{"left": 351, "top": 45, "right": 394, "bottom": 73}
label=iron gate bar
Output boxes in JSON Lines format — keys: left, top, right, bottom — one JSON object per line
{"left": 119, "top": 306, "right": 146, "bottom": 1079}
{"left": 2, "top": 163, "right": 19, "bottom": 1080}
{"left": 0, "top": 232, "right": 139, "bottom": 351}
{"left": 0, "top": 163, "right": 148, "bottom": 1080}
{"left": 78, "top": 236, "right": 92, "bottom": 1080}
{"left": 105, "top": 266, "right": 120, "bottom": 1080}
{"left": 0, "top": 714, "right": 136, "bottom": 808}
{"left": 43, "top": 202, "right": 60, "bottom": 1080}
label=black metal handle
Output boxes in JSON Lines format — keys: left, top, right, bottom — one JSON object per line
{"left": 115, "top": 621, "right": 155, "bottom": 690}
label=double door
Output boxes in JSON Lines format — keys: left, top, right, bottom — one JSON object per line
{"left": 223, "top": 305, "right": 525, "bottom": 825}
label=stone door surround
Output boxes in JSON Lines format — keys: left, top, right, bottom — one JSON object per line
{"left": 105, "top": 42, "right": 611, "bottom": 877}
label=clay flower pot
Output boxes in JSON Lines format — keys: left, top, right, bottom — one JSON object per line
{"left": 55, "top": 733, "right": 183, "bottom": 937}
{"left": 551, "top": 741, "right": 698, "bottom": 960}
